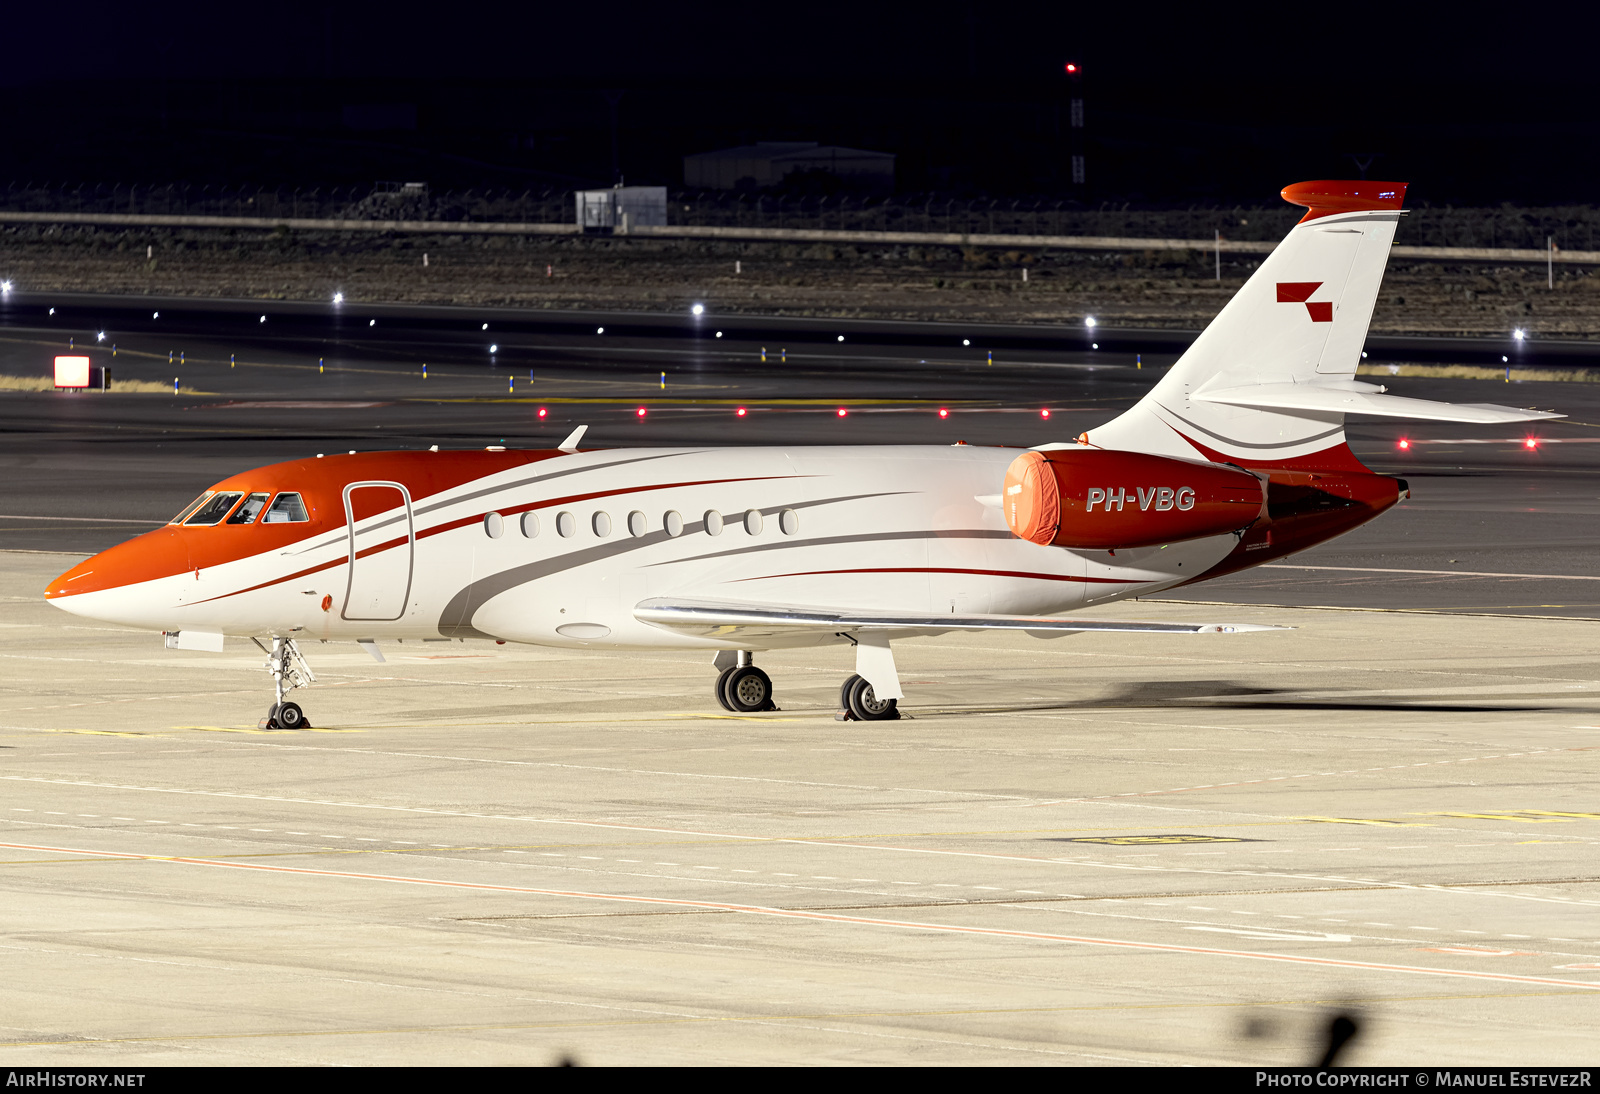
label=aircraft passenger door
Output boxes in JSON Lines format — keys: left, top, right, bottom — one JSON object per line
{"left": 342, "top": 481, "right": 414, "bottom": 622}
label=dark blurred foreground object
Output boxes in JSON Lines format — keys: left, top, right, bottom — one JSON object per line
{"left": 1316, "top": 1012, "right": 1361, "bottom": 1068}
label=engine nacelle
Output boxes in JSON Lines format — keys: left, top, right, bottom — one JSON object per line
{"left": 1003, "top": 449, "right": 1265, "bottom": 549}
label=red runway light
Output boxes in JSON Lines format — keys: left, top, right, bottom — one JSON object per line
{"left": 736, "top": 406, "right": 747, "bottom": 417}
{"left": 1397, "top": 438, "right": 1410, "bottom": 450}
{"left": 938, "top": 407, "right": 949, "bottom": 419}
{"left": 837, "top": 407, "right": 848, "bottom": 417}
{"left": 1524, "top": 437, "right": 1539, "bottom": 449}
{"left": 636, "top": 406, "right": 648, "bottom": 418}
{"left": 1040, "top": 408, "right": 1051, "bottom": 419}
{"left": 1064, "top": 63, "right": 1078, "bottom": 73}
{"left": 537, "top": 407, "right": 547, "bottom": 419}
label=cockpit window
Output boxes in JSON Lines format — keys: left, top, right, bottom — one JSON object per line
{"left": 226, "top": 492, "right": 271, "bottom": 525}
{"left": 184, "top": 492, "right": 245, "bottom": 526}
{"left": 263, "top": 492, "right": 310, "bottom": 523}
{"left": 169, "top": 492, "right": 214, "bottom": 525}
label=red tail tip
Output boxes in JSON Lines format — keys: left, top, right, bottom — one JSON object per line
{"left": 1281, "top": 180, "right": 1409, "bottom": 223}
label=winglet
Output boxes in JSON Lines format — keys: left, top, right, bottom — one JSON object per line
{"left": 1281, "top": 180, "right": 1408, "bottom": 223}
{"left": 558, "top": 425, "right": 588, "bottom": 453}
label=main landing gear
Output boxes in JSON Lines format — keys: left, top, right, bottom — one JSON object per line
{"left": 714, "top": 651, "right": 777, "bottom": 713}
{"left": 838, "top": 673, "right": 899, "bottom": 721}
{"left": 254, "top": 636, "right": 316, "bottom": 729}
{"left": 709, "top": 649, "right": 900, "bottom": 720}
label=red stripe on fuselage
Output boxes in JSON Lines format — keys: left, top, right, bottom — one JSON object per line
{"left": 1167, "top": 425, "right": 1372, "bottom": 474}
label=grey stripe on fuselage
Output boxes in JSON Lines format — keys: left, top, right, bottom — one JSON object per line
{"left": 413, "top": 450, "right": 713, "bottom": 518}
{"left": 439, "top": 522, "right": 696, "bottom": 640}
{"left": 1158, "top": 404, "right": 1344, "bottom": 452}
{"left": 435, "top": 489, "right": 905, "bottom": 638}
{"left": 435, "top": 488, "right": 1006, "bottom": 639}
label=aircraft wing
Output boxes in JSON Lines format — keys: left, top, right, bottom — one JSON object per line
{"left": 633, "top": 597, "right": 1285, "bottom": 640}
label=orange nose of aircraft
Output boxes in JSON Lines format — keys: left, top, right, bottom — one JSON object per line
{"left": 45, "top": 526, "right": 190, "bottom": 615}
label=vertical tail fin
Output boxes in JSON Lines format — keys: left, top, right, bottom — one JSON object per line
{"left": 1084, "top": 181, "right": 1408, "bottom": 470}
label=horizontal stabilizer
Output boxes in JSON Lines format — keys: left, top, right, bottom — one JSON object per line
{"left": 635, "top": 597, "right": 1284, "bottom": 640}
{"left": 1195, "top": 382, "right": 1563, "bottom": 424}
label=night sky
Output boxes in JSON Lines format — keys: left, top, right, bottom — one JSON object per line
{"left": 1, "top": 2, "right": 1593, "bottom": 203}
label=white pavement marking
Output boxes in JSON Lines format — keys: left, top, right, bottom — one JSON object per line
{"left": 1186, "top": 926, "right": 1351, "bottom": 943}
{"left": 0, "top": 514, "right": 163, "bottom": 524}
{"left": 5, "top": 837, "right": 1598, "bottom": 995}
{"left": 9, "top": 773, "right": 1600, "bottom": 909}
{"left": 1263, "top": 564, "right": 1600, "bottom": 581}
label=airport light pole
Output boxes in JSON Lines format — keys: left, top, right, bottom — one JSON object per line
{"left": 1064, "top": 62, "right": 1086, "bottom": 189}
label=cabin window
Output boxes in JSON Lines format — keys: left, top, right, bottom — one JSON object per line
{"left": 743, "top": 509, "right": 763, "bottom": 535}
{"left": 169, "top": 492, "right": 213, "bottom": 524}
{"left": 663, "top": 510, "right": 683, "bottom": 537}
{"left": 556, "top": 511, "right": 576, "bottom": 538}
{"left": 704, "top": 510, "right": 724, "bottom": 536}
{"left": 263, "top": 492, "right": 310, "bottom": 523}
{"left": 779, "top": 508, "right": 799, "bottom": 536}
{"left": 184, "top": 492, "right": 245, "bottom": 526}
{"left": 592, "top": 511, "right": 611, "bottom": 537}
{"left": 225, "top": 493, "right": 270, "bottom": 524}
{"left": 484, "top": 512, "right": 505, "bottom": 539}
{"left": 627, "top": 511, "right": 647, "bottom": 537}
{"left": 520, "top": 512, "right": 539, "bottom": 538}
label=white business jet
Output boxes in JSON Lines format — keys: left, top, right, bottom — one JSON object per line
{"left": 45, "top": 180, "right": 1559, "bottom": 728}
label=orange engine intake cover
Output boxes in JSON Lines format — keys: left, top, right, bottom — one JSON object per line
{"left": 1004, "top": 449, "right": 1265, "bottom": 549}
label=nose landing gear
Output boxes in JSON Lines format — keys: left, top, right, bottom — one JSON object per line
{"left": 253, "top": 636, "right": 316, "bottom": 729}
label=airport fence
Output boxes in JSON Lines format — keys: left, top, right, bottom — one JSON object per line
{"left": 2, "top": 182, "right": 1598, "bottom": 252}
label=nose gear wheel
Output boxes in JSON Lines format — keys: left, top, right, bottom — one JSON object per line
{"left": 254, "top": 636, "right": 315, "bottom": 729}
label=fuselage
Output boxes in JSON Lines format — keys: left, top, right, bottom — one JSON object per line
{"left": 45, "top": 443, "right": 1401, "bottom": 651}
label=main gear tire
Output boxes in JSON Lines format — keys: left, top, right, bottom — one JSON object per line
{"left": 844, "top": 675, "right": 899, "bottom": 721}
{"left": 714, "top": 666, "right": 738, "bottom": 711}
{"left": 723, "top": 666, "right": 775, "bottom": 712}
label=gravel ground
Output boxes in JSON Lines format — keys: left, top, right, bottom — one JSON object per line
{"left": 3, "top": 225, "right": 1598, "bottom": 336}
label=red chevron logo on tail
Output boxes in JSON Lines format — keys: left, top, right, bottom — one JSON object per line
{"left": 1277, "top": 281, "right": 1333, "bottom": 322}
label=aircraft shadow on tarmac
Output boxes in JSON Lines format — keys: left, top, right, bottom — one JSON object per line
{"left": 919, "top": 679, "right": 1579, "bottom": 716}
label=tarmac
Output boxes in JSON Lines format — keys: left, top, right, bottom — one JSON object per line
{"left": 1, "top": 298, "right": 1597, "bottom": 1065}
{"left": 3, "top": 548, "right": 1599, "bottom": 1065}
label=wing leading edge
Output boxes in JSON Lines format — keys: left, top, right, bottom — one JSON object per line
{"left": 633, "top": 597, "right": 1285, "bottom": 640}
